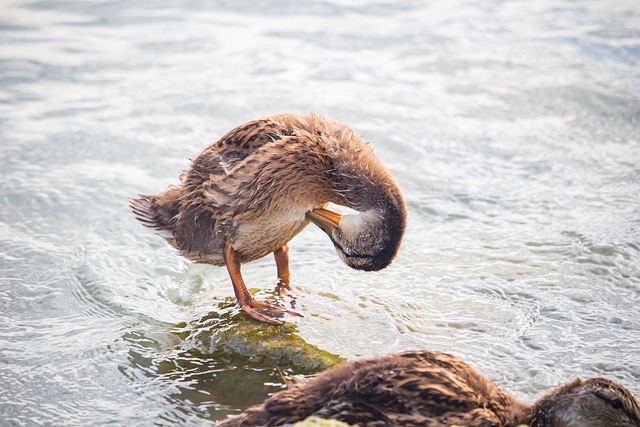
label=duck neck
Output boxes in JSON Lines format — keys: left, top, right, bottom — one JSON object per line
{"left": 333, "top": 166, "right": 406, "bottom": 232}
{"left": 326, "top": 140, "right": 407, "bottom": 267}
{"left": 528, "top": 402, "right": 561, "bottom": 427}
{"left": 527, "top": 380, "right": 584, "bottom": 427}
{"left": 346, "top": 178, "right": 406, "bottom": 239}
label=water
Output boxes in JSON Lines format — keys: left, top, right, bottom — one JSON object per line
{"left": 1, "top": 0, "right": 639, "bottom": 425}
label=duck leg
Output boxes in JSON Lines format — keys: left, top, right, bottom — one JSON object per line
{"left": 273, "top": 245, "right": 291, "bottom": 298}
{"left": 223, "top": 241, "right": 302, "bottom": 325}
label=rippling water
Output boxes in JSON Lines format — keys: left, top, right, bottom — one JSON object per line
{"left": 1, "top": 0, "right": 639, "bottom": 425}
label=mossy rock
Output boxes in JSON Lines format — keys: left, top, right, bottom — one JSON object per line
{"left": 155, "top": 296, "right": 344, "bottom": 411}
{"left": 174, "top": 297, "right": 343, "bottom": 373}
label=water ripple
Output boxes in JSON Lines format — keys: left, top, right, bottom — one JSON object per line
{"left": 1, "top": 0, "right": 639, "bottom": 424}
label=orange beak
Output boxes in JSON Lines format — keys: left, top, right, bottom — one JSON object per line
{"left": 306, "top": 208, "right": 342, "bottom": 235}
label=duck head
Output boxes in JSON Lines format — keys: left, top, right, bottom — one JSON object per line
{"left": 306, "top": 203, "right": 406, "bottom": 271}
{"left": 531, "top": 378, "right": 640, "bottom": 427}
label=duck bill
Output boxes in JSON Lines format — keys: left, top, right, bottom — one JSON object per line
{"left": 306, "top": 208, "right": 342, "bottom": 235}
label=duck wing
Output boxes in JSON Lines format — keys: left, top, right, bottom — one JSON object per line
{"left": 185, "top": 116, "right": 337, "bottom": 223}
{"left": 180, "top": 117, "right": 295, "bottom": 217}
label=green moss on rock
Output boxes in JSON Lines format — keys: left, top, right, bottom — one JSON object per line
{"left": 174, "top": 297, "right": 343, "bottom": 373}
{"left": 160, "top": 296, "right": 343, "bottom": 410}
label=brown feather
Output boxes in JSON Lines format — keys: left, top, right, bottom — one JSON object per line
{"left": 218, "top": 351, "right": 640, "bottom": 427}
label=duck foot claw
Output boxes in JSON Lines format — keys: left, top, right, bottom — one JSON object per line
{"left": 275, "top": 279, "right": 298, "bottom": 309}
{"left": 241, "top": 298, "right": 303, "bottom": 325}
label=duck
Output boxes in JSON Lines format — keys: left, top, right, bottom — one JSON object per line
{"left": 129, "top": 113, "right": 407, "bottom": 325}
{"left": 218, "top": 350, "right": 640, "bottom": 427}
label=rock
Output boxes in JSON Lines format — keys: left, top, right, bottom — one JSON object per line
{"left": 177, "top": 297, "right": 343, "bottom": 372}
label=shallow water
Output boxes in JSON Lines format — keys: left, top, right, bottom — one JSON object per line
{"left": 1, "top": 0, "right": 639, "bottom": 425}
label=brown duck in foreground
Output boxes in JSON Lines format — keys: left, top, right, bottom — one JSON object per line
{"left": 218, "top": 350, "right": 640, "bottom": 427}
{"left": 129, "top": 114, "right": 407, "bottom": 324}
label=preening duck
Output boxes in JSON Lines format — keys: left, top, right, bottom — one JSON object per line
{"left": 218, "top": 350, "right": 640, "bottom": 427}
{"left": 129, "top": 113, "right": 407, "bottom": 324}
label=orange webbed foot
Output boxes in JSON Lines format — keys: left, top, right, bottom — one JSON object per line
{"left": 241, "top": 298, "right": 303, "bottom": 325}
{"left": 225, "top": 242, "right": 303, "bottom": 325}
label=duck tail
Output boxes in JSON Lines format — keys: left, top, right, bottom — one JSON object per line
{"left": 128, "top": 188, "right": 180, "bottom": 238}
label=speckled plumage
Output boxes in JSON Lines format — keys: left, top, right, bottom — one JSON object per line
{"left": 218, "top": 351, "right": 640, "bottom": 427}
{"left": 130, "top": 114, "right": 407, "bottom": 324}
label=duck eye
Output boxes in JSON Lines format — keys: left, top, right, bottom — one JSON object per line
{"left": 609, "top": 397, "right": 623, "bottom": 409}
